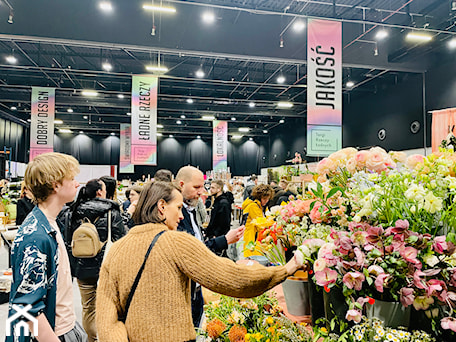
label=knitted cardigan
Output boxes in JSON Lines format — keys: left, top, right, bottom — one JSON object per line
{"left": 96, "top": 223, "right": 288, "bottom": 342}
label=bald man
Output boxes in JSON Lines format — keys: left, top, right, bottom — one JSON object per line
{"left": 175, "top": 166, "right": 244, "bottom": 327}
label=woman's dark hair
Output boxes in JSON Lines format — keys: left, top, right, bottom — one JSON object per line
{"left": 154, "top": 169, "right": 173, "bottom": 182}
{"left": 72, "top": 178, "right": 103, "bottom": 212}
{"left": 251, "top": 184, "right": 274, "bottom": 201}
{"left": 132, "top": 181, "right": 181, "bottom": 225}
{"left": 100, "top": 176, "right": 116, "bottom": 200}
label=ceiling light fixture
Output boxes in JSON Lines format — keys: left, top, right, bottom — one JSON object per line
{"left": 110, "top": 132, "right": 115, "bottom": 136}
{"left": 195, "top": 69, "right": 205, "bottom": 78}
{"left": 10, "top": 106, "right": 17, "bottom": 110}
{"left": 117, "top": 94, "right": 125, "bottom": 99}
{"left": 197, "top": 135, "right": 201, "bottom": 139}
{"left": 169, "top": 134, "right": 174, "bottom": 138}
{"left": 406, "top": 32, "right": 433, "bottom": 42}
{"left": 346, "top": 81, "right": 355, "bottom": 88}
{"left": 79, "top": 131, "right": 84, "bottom": 134}
{"left": 279, "top": 36, "right": 284, "bottom": 48}
{"left": 7, "top": 11, "right": 13, "bottom": 24}
{"left": 239, "top": 127, "right": 250, "bottom": 132}
{"left": 249, "top": 137, "right": 253, "bottom": 141}
{"left": 263, "top": 130, "right": 268, "bottom": 134}
{"left": 180, "top": 115, "right": 186, "bottom": 119}
{"left": 99, "top": 1, "right": 113, "bottom": 11}
{"left": 67, "top": 108, "right": 73, "bottom": 113}
{"left": 157, "top": 124, "right": 164, "bottom": 128}
{"left": 157, "top": 132, "right": 163, "bottom": 136}
{"left": 145, "top": 65, "right": 169, "bottom": 73}
{"left": 176, "top": 120, "right": 182, "bottom": 124}
{"left": 277, "top": 76, "right": 286, "bottom": 84}
{"left": 202, "top": 11, "right": 215, "bottom": 24}
{"left": 279, "top": 119, "right": 285, "bottom": 124}
{"left": 102, "top": 62, "right": 113, "bottom": 71}
{"left": 277, "top": 102, "right": 293, "bottom": 108}
{"left": 54, "top": 119, "right": 63, "bottom": 124}
{"left": 6, "top": 55, "right": 17, "bottom": 64}
{"left": 249, "top": 102, "right": 255, "bottom": 108}
{"left": 81, "top": 90, "right": 98, "bottom": 96}
{"left": 143, "top": 4, "right": 176, "bottom": 13}
{"left": 83, "top": 115, "right": 88, "bottom": 119}
{"left": 232, "top": 135, "right": 242, "bottom": 139}
{"left": 59, "top": 128, "right": 72, "bottom": 133}
{"left": 375, "top": 29, "right": 388, "bottom": 40}
{"left": 186, "top": 98, "right": 194, "bottom": 104}
{"left": 27, "top": 119, "right": 31, "bottom": 122}
{"left": 293, "top": 21, "right": 305, "bottom": 32}
{"left": 202, "top": 115, "right": 215, "bottom": 121}
{"left": 126, "top": 112, "right": 132, "bottom": 116}
{"left": 448, "top": 38, "right": 456, "bottom": 49}
{"left": 231, "top": 117, "right": 236, "bottom": 121}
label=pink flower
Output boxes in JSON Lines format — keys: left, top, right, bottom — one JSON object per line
{"left": 366, "top": 226, "right": 384, "bottom": 244}
{"left": 354, "top": 247, "right": 365, "bottom": 267}
{"left": 426, "top": 279, "right": 445, "bottom": 297}
{"left": 343, "top": 272, "right": 365, "bottom": 291}
{"left": 337, "top": 236, "right": 353, "bottom": 255}
{"left": 433, "top": 236, "right": 448, "bottom": 254}
{"left": 375, "top": 273, "right": 390, "bottom": 293}
{"left": 314, "top": 258, "right": 327, "bottom": 272}
{"left": 413, "top": 295, "right": 434, "bottom": 310}
{"left": 406, "top": 154, "right": 425, "bottom": 169}
{"left": 367, "top": 265, "right": 384, "bottom": 276}
{"left": 317, "top": 243, "right": 337, "bottom": 260}
{"left": 399, "top": 287, "right": 415, "bottom": 307}
{"left": 315, "top": 268, "right": 338, "bottom": 287}
{"left": 400, "top": 247, "right": 421, "bottom": 268}
{"left": 345, "top": 309, "right": 362, "bottom": 323}
{"left": 316, "top": 158, "right": 336, "bottom": 175}
{"left": 351, "top": 231, "right": 369, "bottom": 247}
{"left": 413, "top": 270, "right": 427, "bottom": 290}
{"left": 309, "top": 201, "right": 324, "bottom": 224}
{"left": 441, "top": 317, "right": 456, "bottom": 332}
{"left": 354, "top": 150, "right": 369, "bottom": 166}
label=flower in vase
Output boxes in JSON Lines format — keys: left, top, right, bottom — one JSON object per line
{"left": 400, "top": 246, "right": 421, "bottom": 267}
{"left": 441, "top": 316, "right": 456, "bottom": 332}
{"left": 413, "top": 295, "right": 434, "bottom": 310}
{"left": 314, "top": 258, "right": 327, "bottom": 272}
{"left": 433, "top": 236, "right": 448, "bottom": 254}
{"left": 343, "top": 271, "right": 365, "bottom": 291}
{"left": 399, "top": 287, "right": 415, "bottom": 306}
{"left": 374, "top": 273, "right": 390, "bottom": 293}
{"left": 345, "top": 309, "right": 362, "bottom": 323}
{"left": 315, "top": 268, "right": 338, "bottom": 287}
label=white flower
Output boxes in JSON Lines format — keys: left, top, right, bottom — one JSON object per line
{"left": 404, "top": 184, "right": 426, "bottom": 202}
{"left": 423, "top": 254, "right": 439, "bottom": 267}
{"left": 423, "top": 192, "right": 443, "bottom": 213}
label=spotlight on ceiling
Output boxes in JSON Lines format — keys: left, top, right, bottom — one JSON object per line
{"left": 157, "top": 132, "right": 163, "bottom": 136}
{"left": 143, "top": 4, "right": 176, "bottom": 13}
{"left": 99, "top": 1, "right": 113, "bottom": 11}
{"left": 157, "top": 124, "right": 164, "bottom": 128}
{"left": 79, "top": 131, "right": 84, "bottom": 134}
{"left": 202, "top": 12, "right": 215, "bottom": 24}
{"left": 406, "top": 32, "right": 433, "bottom": 42}
{"left": 231, "top": 117, "right": 236, "bottom": 121}
{"left": 176, "top": 120, "right": 182, "bottom": 124}
{"left": 276, "top": 76, "right": 286, "bottom": 84}
{"left": 249, "top": 102, "right": 255, "bottom": 108}
{"left": 293, "top": 21, "right": 305, "bottom": 32}
{"left": 27, "top": 119, "right": 31, "bottom": 122}
{"left": 202, "top": 115, "right": 215, "bottom": 121}
{"left": 169, "top": 134, "right": 174, "bottom": 138}
{"left": 102, "top": 62, "right": 113, "bottom": 71}
{"left": 263, "top": 130, "right": 268, "bottom": 134}
{"left": 249, "top": 137, "right": 253, "bottom": 141}
{"left": 81, "top": 90, "right": 98, "bottom": 97}
{"left": 145, "top": 65, "right": 168, "bottom": 73}
{"left": 346, "top": 81, "right": 355, "bottom": 88}
{"left": 197, "top": 135, "right": 201, "bottom": 139}
{"left": 10, "top": 106, "right": 17, "bottom": 110}
{"left": 186, "top": 98, "right": 194, "bottom": 104}
{"left": 375, "top": 29, "right": 388, "bottom": 40}
{"left": 7, "top": 13, "right": 13, "bottom": 24}
{"left": 83, "top": 115, "right": 88, "bottom": 119}
{"left": 110, "top": 132, "right": 115, "bottom": 136}
{"left": 277, "top": 102, "right": 293, "bottom": 108}
{"left": 117, "top": 94, "right": 125, "bottom": 99}
{"left": 67, "top": 108, "right": 73, "bottom": 113}
{"left": 5, "top": 55, "right": 17, "bottom": 64}
{"left": 448, "top": 38, "right": 456, "bottom": 49}
{"left": 59, "top": 128, "right": 72, "bottom": 133}
{"left": 232, "top": 135, "right": 242, "bottom": 139}
{"left": 239, "top": 127, "right": 250, "bottom": 132}
{"left": 195, "top": 69, "right": 205, "bottom": 78}
{"left": 180, "top": 115, "right": 186, "bottom": 119}
{"left": 279, "top": 119, "right": 285, "bottom": 124}
{"left": 54, "top": 119, "right": 63, "bottom": 124}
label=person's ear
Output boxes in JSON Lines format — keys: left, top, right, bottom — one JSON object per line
{"left": 157, "top": 199, "right": 166, "bottom": 215}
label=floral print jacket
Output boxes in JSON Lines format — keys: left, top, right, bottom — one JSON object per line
{"left": 6, "top": 206, "right": 60, "bottom": 342}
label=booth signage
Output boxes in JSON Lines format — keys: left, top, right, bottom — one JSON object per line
{"left": 131, "top": 75, "right": 158, "bottom": 165}
{"left": 307, "top": 19, "right": 342, "bottom": 156}
{"left": 213, "top": 120, "right": 228, "bottom": 171}
{"left": 30, "top": 87, "right": 55, "bottom": 160}
{"left": 119, "top": 123, "right": 134, "bottom": 173}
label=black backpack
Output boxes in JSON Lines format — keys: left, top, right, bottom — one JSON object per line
{"left": 57, "top": 205, "right": 77, "bottom": 276}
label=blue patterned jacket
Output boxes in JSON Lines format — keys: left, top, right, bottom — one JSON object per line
{"left": 6, "top": 206, "right": 61, "bottom": 342}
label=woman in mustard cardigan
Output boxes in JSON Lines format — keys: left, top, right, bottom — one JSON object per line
{"left": 96, "top": 181, "right": 300, "bottom": 342}
{"left": 241, "top": 184, "right": 274, "bottom": 257}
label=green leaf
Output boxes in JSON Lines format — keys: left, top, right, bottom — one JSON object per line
{"left": 327, "top": 187, "right": 341, "bottom": 199}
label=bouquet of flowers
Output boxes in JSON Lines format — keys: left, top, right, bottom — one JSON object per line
{"left": 200, "top": 293, "right": 312, "bottom": 342}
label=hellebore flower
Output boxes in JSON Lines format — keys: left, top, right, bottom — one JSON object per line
{"left": 315, "top": 268, "right": 338, "bottom": 287}
{"left": 399, "top": 287, "right": 415, "bottom": 307}
{"left": 342, "top": 271, "right": 365, "bottom": 291}
{"left": 441, "top": 317, "right": 456, "bottom": 332}
{"left": 345, "top": 309, "right": 362, "bottom": 323}
{"left": 413, "top": 295, "right": 434, "bottom": 310}
{"left": 375, "top": 273, "right": 390, "bottom": 293}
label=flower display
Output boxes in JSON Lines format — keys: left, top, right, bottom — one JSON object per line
{"left": 200, "top": 293, "right": 312, "bottom": 342}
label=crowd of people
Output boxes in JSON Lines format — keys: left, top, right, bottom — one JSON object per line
{"left": 5, "top": 152, "right": 302, "bottom": 342}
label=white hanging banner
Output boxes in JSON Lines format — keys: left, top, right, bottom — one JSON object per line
{"left": 119, "top": 123, "right": 134, "bottom": 173}
{"left": 307, "top": 19, "right": 342, "bottom": 156}
{"left": 30, "top": 87, "right": 55, "bottom": 160}
{"left": 131, "top": 75, "right": 158, "bottom": 165}
{"left": 213, "top": 120, "right": 228, "bottom": 171}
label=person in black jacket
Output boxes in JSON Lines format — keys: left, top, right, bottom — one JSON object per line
{"left": 70, "top": 178, "right": 127, "bottom": 342}
{"left": 15, "top": 183, "right": 35, "bottom": 225}
{"left": 206, "top": 180, "right": 233, "bottom": 239}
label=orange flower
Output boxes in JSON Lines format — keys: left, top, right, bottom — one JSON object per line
{"left": 228, "top": 325, "right": 247, "bottom": 342}
{"left": 206, "top": 318, "right": 226, "bottom": 338}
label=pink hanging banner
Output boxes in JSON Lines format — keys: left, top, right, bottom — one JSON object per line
{"left": 30, "top": 87, "right": 55, "bottom": 160}
{"left": 307, "top": 19, "right": 342, "bottom": 156}
{"left": 131, "top": 75, "right": 158, "bottom": 165}
{"left": 119, "top": 123, "right": 134, "bottom": 173}
{"left": 213, "top": 120, "right": 228, "bottom": 171}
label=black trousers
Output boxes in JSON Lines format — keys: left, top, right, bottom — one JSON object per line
{"left": 191, "top": 286, "right": 204, "bottom": 328}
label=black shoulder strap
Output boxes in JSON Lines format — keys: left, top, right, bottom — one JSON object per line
{"left": 119, "top": 230, "right": 166, "bottom": 323}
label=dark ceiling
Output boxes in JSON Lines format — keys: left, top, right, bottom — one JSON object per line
{"left": 0, "top": 0, "right": 454, "bottom": 139}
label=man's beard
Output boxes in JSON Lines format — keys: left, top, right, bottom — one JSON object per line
{"left": 184, "top": 197, "right": 199, "bottom": 207}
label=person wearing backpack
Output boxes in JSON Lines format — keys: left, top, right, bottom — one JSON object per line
{"left": 70, "top": 178, "right": 126, "bottom": 342}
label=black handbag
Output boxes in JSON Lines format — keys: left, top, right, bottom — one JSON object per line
{"left": 118, "top": 230, "right": 166, "bottom": 323}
